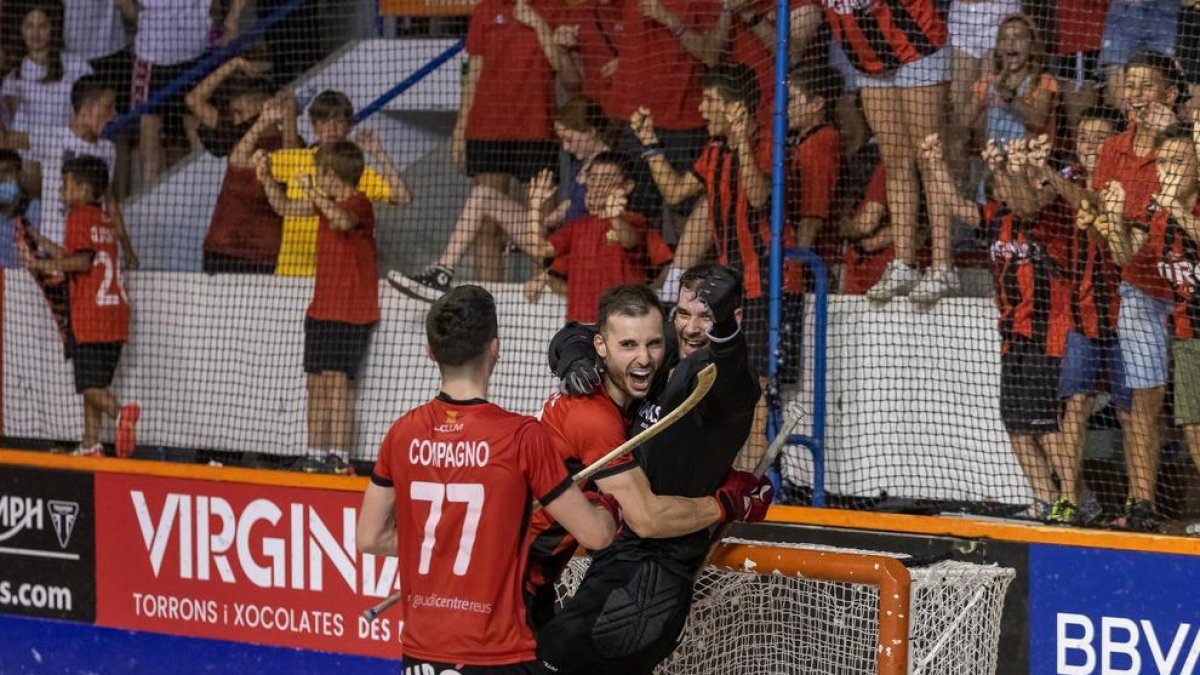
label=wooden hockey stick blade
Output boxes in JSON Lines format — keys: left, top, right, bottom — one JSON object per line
{"left": 362, "top": 363, "right": 718, "bottom": 621}
{"left": 753, "top": 407, "right": 806, "bottom": 478}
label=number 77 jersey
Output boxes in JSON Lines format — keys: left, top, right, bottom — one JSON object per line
{"left": 65, "top": 204, "right": 129, "bottom": 345}
{"left": 370, "top": 394, "right": 572, "bottom": 666}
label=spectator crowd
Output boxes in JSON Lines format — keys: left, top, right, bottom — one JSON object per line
{"left": 6, "top": 0, "right": 1200, "bottom": 533}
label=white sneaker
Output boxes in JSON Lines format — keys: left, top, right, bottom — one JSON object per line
{"left": 910, "top": 267, "right": 961, "bottom": 304}
{"left": 865, "top": 260, "right": 919, "bottom": 302}
{"left": 71, "top": 443, "right": 103, "bottom": 457}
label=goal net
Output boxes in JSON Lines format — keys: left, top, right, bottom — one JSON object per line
{"left": 555, "top": 539, "right": 1015, "bottom": 675}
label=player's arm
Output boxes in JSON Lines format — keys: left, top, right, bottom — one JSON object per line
{"left": 23, "top": 248, "right": 90, "bottom": 274}
{"left": 518, "top": 170, "right": 559, "bottom": 259}
{"left": 542, "top": 485, "right": 617, "bottom": 551}
{"left": 309, "top": 189, "right": 360, "bottom": 232}
{"left": 356, "top": 482, "right": 398, "bottom": 556}
{"left": 631, "top": 108, "right": 704, "bottom": 206}
{"left": 230, "top": 98, "right": 288, "bottom": 169}
{"left": 186, "top": 56, "right": 254, "bottom": 129}
{"left": 595, "top": 467, "right": 721, "bottom": 537}
{"left": 729, "top": 103, "right": 768, "bottom": 210}
{"left": 356, "top": 129, "right": 413, "bottom": 205}
{"left": 691, "top": 266, "right": 761, "bottom": 423}
{"left": 253, "top": 150, "right": 315, "bottom": 218}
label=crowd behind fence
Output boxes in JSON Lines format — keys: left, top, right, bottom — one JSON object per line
{"left": 4, "top": 0, "right": 1200, "bottom": 535}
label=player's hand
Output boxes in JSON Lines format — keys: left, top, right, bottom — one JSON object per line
{"left": 631, "top": 107, "right": 659, "bottom": 147}
{"left": 584, "top": 491, "right": 622, "bottom": 527}
{"left": 1006, "top": 138, "right": 1028, "bottom": 174}
{"left": 253, "top": 150, "right": 271, "bottom": 184}
{"left": 1026, "top": 134, "right": 1051, "bottom": 168}
{"left": 918, "top": 133, "right": 943, "bottom": 163}
{"left": 597, "top": 191, "right": 627, "bottom": 221}
{"left": 355, "top": 128, "right": 385, "bottom": 157}
{"left": 513, "top": 0, "right": 542, "bottom": 28}
{"left": 524, "top": 273, "right": 546, "bottom": 303}
{"left": 713, "top": 471, "right": 774, "bottom": 524}
{"left": 981, "top": 139, "right": 1006, "bottom": 173}
{"left": 548, "top": 325, "right": 604, "bottom": 396}
{"left": 1075, "top": 200, "right": 1098, "bottom": 231}
{"left": 638, "top": 0, "right": 670, "bottom": 26}
{"left": 552, "top": 24, "right": 579, "bottom": 48}
{"left": 1101, "top": 181, "right": 1126, "bottom": 221}
{"left": 529, "top": 169, "right": 557, "bottom": 213}
{"left": 726, "top": 100, "right": 751, "bottom": 145}
{"left": 698, "top": 265, "right": 741, "bottom": 334}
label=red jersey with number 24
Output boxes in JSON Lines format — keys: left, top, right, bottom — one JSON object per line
{"left": 65, "top": 204, "right": 129, "bottom": 344}
{"left": 371, "top": 395, "right": 571, "bottom": 666}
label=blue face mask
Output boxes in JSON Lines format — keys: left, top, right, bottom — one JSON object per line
{"left": 0, "top": 181, "right": 19, "bottom": 206}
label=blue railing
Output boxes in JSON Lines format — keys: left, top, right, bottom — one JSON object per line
{"left": 766, "top": 0, "right": 827, "bottom": 506}
{"left": 353, "top": 39, "right": 464, "bottom": 123}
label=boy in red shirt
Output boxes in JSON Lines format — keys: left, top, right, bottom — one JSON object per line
{"left": 257, "top": 141, "right": 379, "bottom": 475}
{"left": 20, "top": 156, "right": 139, "bottom": 458}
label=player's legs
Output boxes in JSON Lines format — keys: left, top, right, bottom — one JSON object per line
{"left": 139, "top": 114, "right": 165, "bottom": 188}
{"left": 470, "top": 173, "right": 514, "bottom": 282}
{"left": 440, "top": 176, "right": 524, "bottom": 271}
{"left": 327, "top": 371, "right": 353, "bottom": 454}
{"left": 306, "top": 372, "right": 330, "bottom": 452}
{"left": 902, "top": 85, "right": 949, "bottom": 269}
{"left": 1054, "top": 395, "right": 1092, "bottom": 505}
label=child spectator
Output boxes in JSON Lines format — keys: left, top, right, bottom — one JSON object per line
{"left": 822, "top": 0, "right": 950, "bottom": 305}
{"left": 840, "top": 160, "right": 893, "bottom": 295}
{"left": 921, "top": 133, "right": 1072, "bottom": 519}
{"left": 1099, "top": 0, "right": 1179, "bottom": 109}
{"left": 0, "top": 3, "right": 94, "bottom": 157}
{"left": 521, "top": 151, "right": 648, "bottom": 323}
{"left": 1094, "top": 127, "right": 1200, "bottom": 531}
{"left": 451, "top": 0, "right": 578, "bottom": 281}
{"left": 188, "top": 56, "right": 300, "bottom": 273}
{"left": 970, "top": 15, "right": 1059, "bottom": 149}
{"left": 1026, "top": 108, "right": 1127, "bottom": 525}
{"left": 1087, "top": 52, "right": 1181, "bottom": 529}
{"left": 130, "top": 0, "right": 247, "bottom": 187}
{"left": 0, "top": 150, "right": 40, "bottom": 268}
{"left": 947, "top": 0, "right": 1021, "bottom": 170}
{"left": 29, "top": 76, "right": 119, "bottom": 246}
{"left": 19, "top": 155, "right": 139, "bottom": 457}
{"left": 256, "top": 141, "right": 378, "bottom": 475}
{"left": 786, "top": 61, "right": 844, "bottom": 271}
{"left": 1049, "top": 0, "right": 1109, "bottom": 140}
{"left": 391, "top": 96, "right": 616, "bottom": 301}
{"left": 1149, "top": 124, "right": 1200, "bottom": 529}
{"left": 271, "top": 90, "right": 409, "bottom": 277}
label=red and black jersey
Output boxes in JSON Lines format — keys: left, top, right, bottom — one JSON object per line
{"left": 985, "top": 202, "right": 1071, "bottom": 356}
{"left": 822, "top": 0, "right": 947, "bottom": 76}
{"left": 692, "top": 137, "right": 772, "bottom": 299}
{"left": 1067, "top": 225, "right": 1119, "bottom": 341}
{"left": 1150, "top": 206, "right": 1200, "bottom": 340}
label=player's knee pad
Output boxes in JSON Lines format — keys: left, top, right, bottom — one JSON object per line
{"left": 589, "top": 560, "right": 690, "bottom": 659}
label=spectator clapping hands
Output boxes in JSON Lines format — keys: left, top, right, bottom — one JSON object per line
{"left": 631, "top": 107, "right": 659, "bottom": 146}
{"left": 529, "top": 169, "right": 557, "bottom": 214}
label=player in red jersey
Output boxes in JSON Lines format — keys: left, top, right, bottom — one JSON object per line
{"left": 524, "top": 283, "right": 770, "bottom": 627}
{"left": 20, "top": 155, "right": 139, "bottom": 457}
{"left": 356, "top": 285, "right": 617, "bottom": 675}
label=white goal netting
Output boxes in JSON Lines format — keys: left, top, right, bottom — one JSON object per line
{"left": 554, "top": 540, "right": 1015, "bottom": 675}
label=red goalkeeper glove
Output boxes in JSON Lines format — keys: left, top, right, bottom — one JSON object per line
{"left": 585, "top": 490, "right": 622, "bottom": 526}
{"left": 714, "top": 470, "right": 774, "bottom": 524}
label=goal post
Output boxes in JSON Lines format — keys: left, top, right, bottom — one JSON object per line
{"left": 555, "top": 538, "right": 1015, "bottom": 675}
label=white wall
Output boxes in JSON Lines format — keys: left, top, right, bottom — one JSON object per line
{"left": 4, "top": 273, "right": 1030, "bottom": 504}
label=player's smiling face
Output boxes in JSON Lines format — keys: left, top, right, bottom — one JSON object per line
{"left": 595, "top": 313, "right": 666, "bottom": 406}
{"left": 673, "top": 286, "right": 712, "bottom": 359}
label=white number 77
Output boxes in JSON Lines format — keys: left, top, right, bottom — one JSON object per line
{"left": 410, "top": 481, "right": 485, "bottom": 576}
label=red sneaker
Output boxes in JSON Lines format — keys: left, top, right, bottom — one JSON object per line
{"left": 116, "top": 403, "right": 141, "bottom": 458}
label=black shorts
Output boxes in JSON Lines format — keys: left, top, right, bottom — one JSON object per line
{"left": 132, "top": 56, "right": 202, "bottom": 134}
{"left": 465, "top": 140, "right": 558, "bottom": 182}
{"left": 202, "top": 250, "right": 276, "bottom": 275}
{"left": 72, "top": 341, "right": 123, "bottom": 393}
{"left": 402, "top": 659, "right": 545, "bottom": 675}
{"left": 303, "top": 318, "right": 375, "bottom": 377}
{"left": 1051, "top": 51, "right": 1104, "bottom": 86}
{"left": 91, "top": 47, "right": 134, "bottom": 114}
{"left": 1000, "top": 340, "right": 1062, "bottom": 435}
{"left": 537, "top": 555, "right": 693, "bottom": 675}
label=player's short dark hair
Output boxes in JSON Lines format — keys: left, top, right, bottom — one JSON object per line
{"left": 788, "top": 61, "right": 843, "bottom": 117}
{"left": 62, "top": 155, "right": 110, "bottom": 201}
{"left": 597, "top": 284, "right": 664, "bottom": 332}
{"left": 1078, "top": 105, "right": 1123, "bottom": 128}
{"left": 70, "top": 75, "right": 113, "bottom": 114}
{"left": 702, "top": 61, "right": 761, "bottom": 118}
{"left": 426, "top": 285, "right": 498, "bottom": 367}
{"left": 315, "top": 140, "right": 365, "bottom": 187}
{"left": 1125, "top": 50, "right": 1185, "bottom": 100}
{"left": 309, "top": 89, "right": 354, "bottom": 123}
{"left": 679, "top": 263, "right": 744, "bottom": 309}
{"left": 0, "top": 149, "right": 21, "bottom": 172}
{"left": 224, "top": 74, "right": 275, "bottom": 104}
{"left": 589, "top": 151, "right": 634, "bottom": 181}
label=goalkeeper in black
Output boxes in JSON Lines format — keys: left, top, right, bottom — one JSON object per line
{"left": 537, "top": 264, "right": 764, "bottom": 675}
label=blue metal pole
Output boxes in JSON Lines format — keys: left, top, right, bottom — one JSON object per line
{"left": 764, "top": 0, "right": 790, "bottom": 499}
{"left": 354, "top": 39, "right": 465, "bottom": 123}
{"left": 105, "top": 0, "right": 308, "bottom": 139}
{"left": 785, "top": 248, "right": 827, "bottom": 507}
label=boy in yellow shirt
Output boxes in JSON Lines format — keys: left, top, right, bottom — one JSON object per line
{"left": 271, "top": 90, "right": 411, "bottom": 275}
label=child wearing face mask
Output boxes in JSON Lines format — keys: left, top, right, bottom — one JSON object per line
{"left": 0, "top": 149, "right": 41, "bottom": 269}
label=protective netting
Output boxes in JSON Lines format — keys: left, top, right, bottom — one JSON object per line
{"left": 1, "top": 1, "right": 1200, "bottom": 530}
{"left": 554, "top": 540, "right": 1015, "bottom": 675}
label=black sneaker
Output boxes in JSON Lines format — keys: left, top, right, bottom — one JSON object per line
{"left": 388, "top": 264, "right": 453, "bottom": 302}
{"left": 1117, "top": 499, "right": 1160, "bottom": 533}
{"left": 324, "top": 453, "right": 355, "bottom": 476}
{"left": 293, "top": 455, "right": 332, "bottom": 474}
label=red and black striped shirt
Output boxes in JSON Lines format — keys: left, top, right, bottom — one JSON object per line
{"left": 822, "top": 0, "right": 947, "bottom": 76}
{"left": 692, "top": 137, "right": 772, "bottom": 299}
{"left": 985, "top": 203, "right": 1071, "bottom": 356}
{"left": 1150, "top": 206, "right": 1200, "bottom": 340}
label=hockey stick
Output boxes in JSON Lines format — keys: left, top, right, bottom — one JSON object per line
{"left": 361, "top": 362, "right": 719, "bottom": 621}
